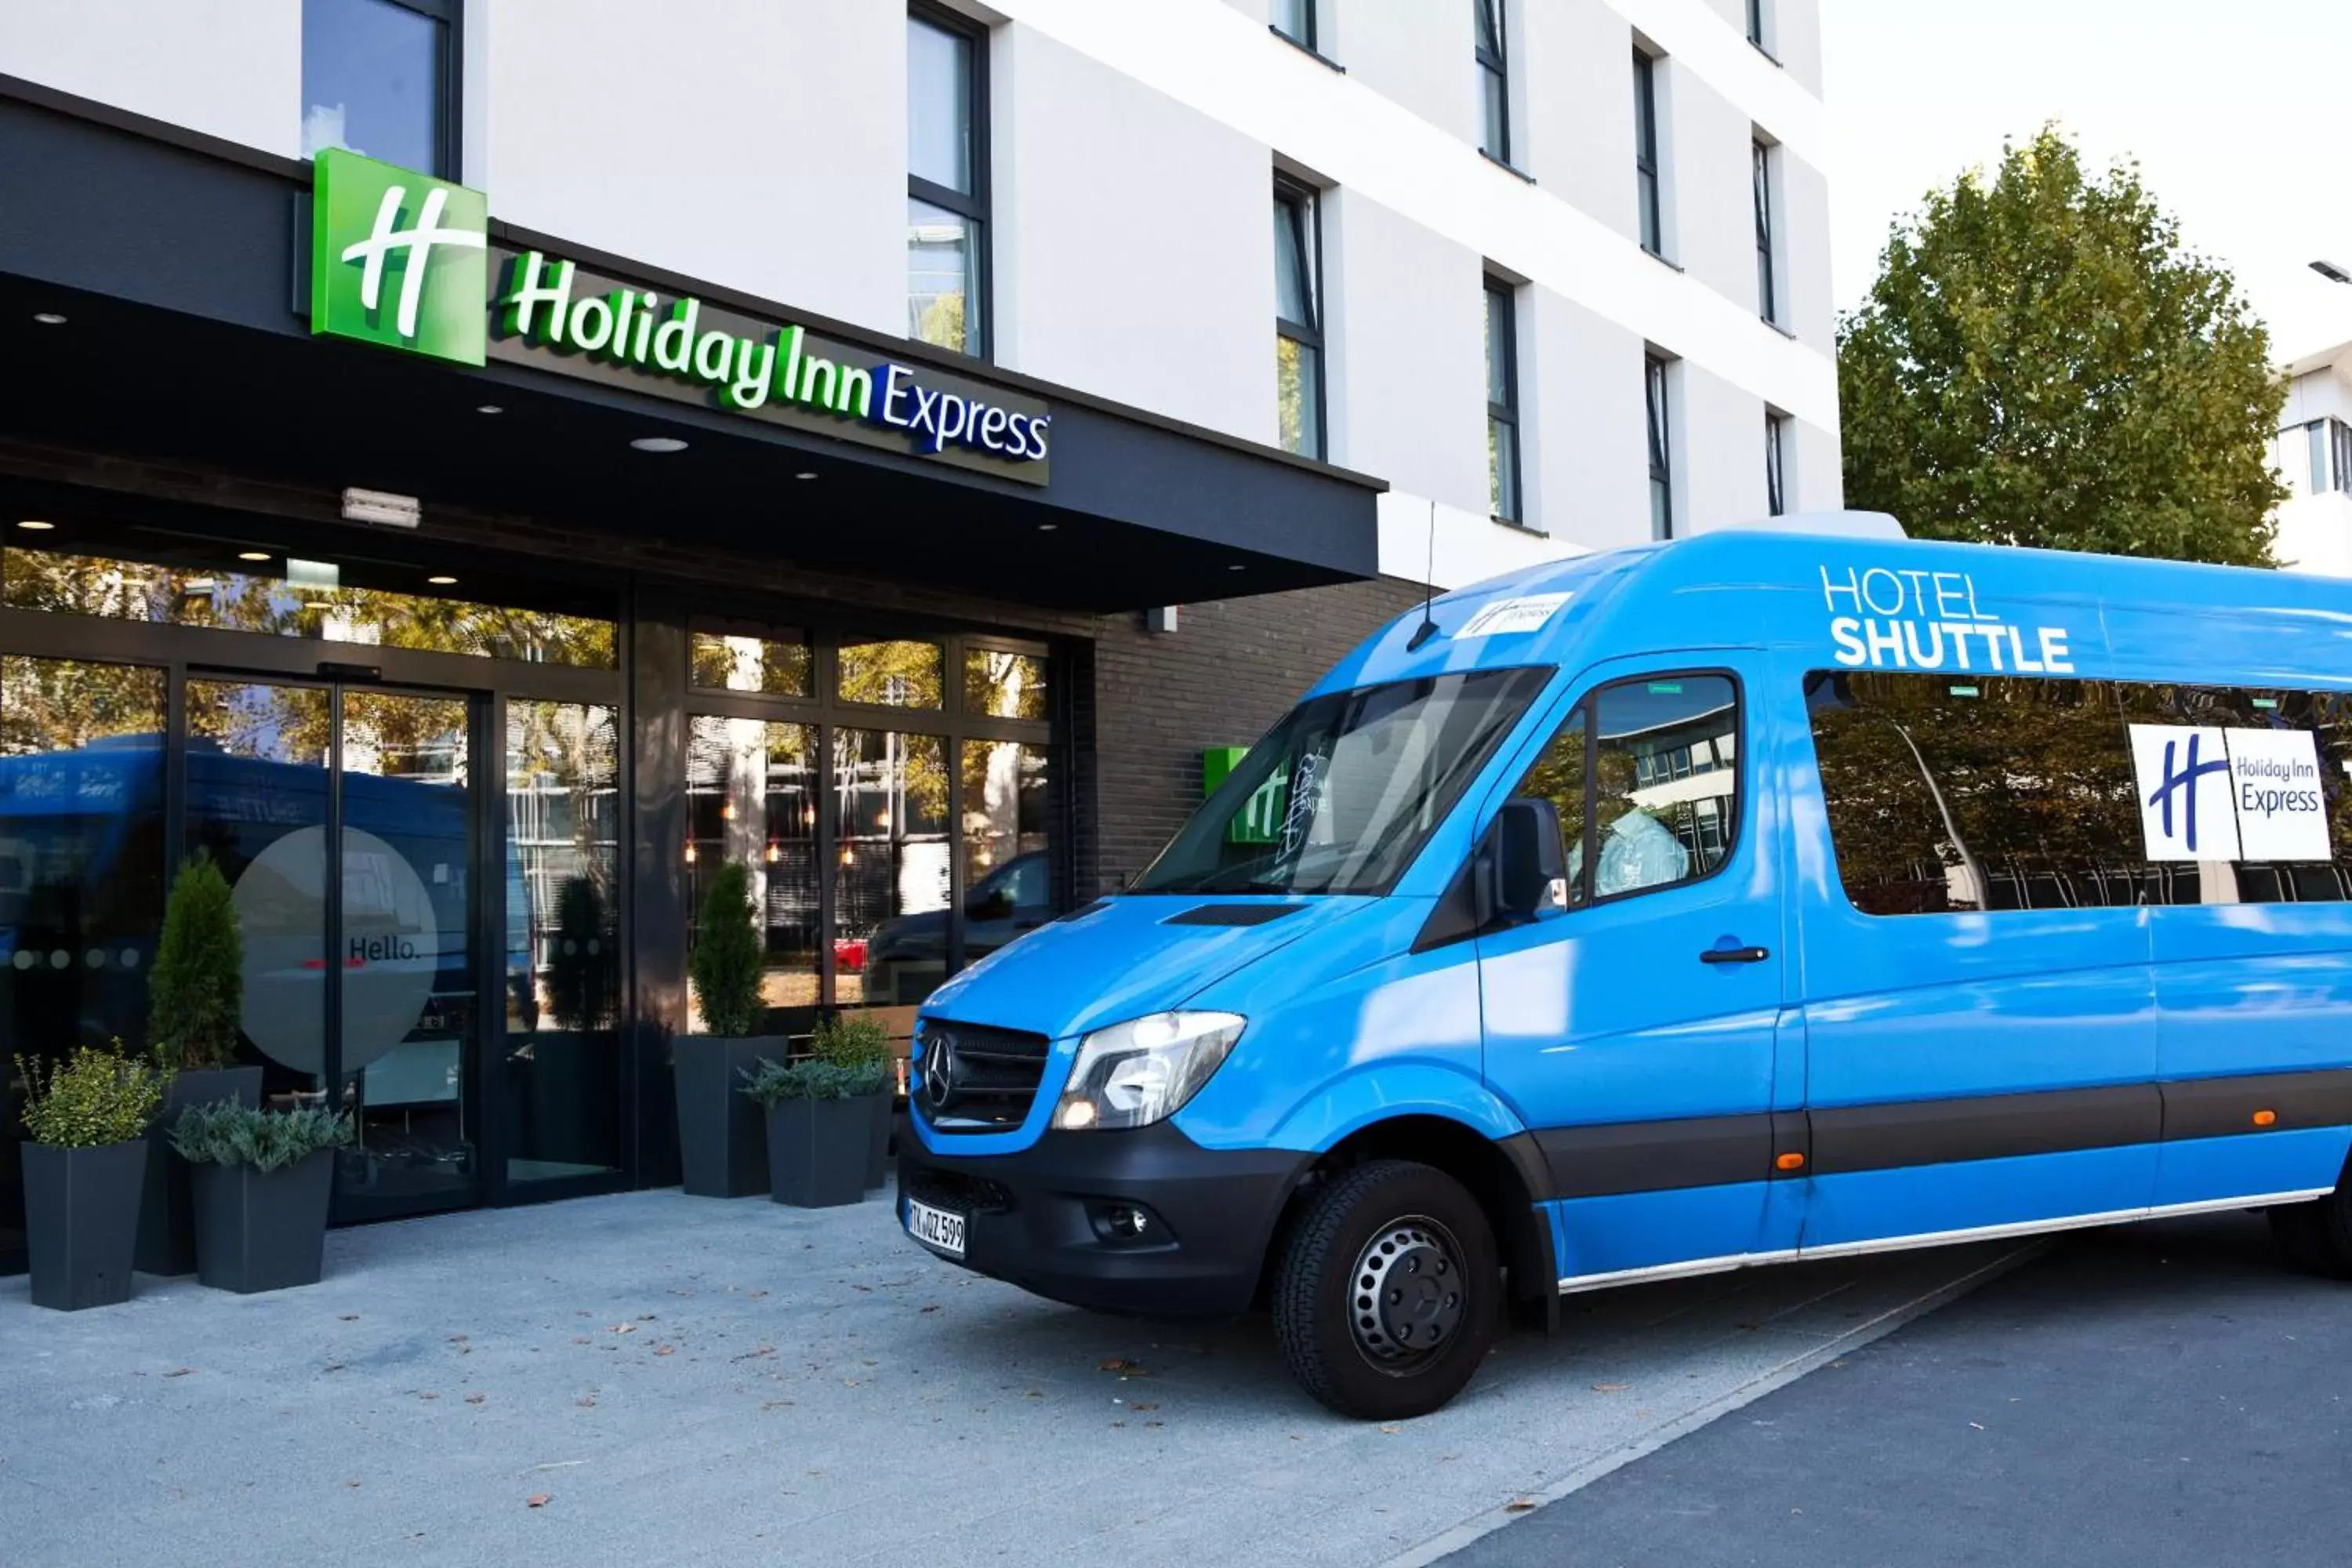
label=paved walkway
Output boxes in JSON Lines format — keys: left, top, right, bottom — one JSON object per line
{"left": 2, "top": 1187, "right": 2023, "bottom": 1567}
{"left": 1438, "top": 1210, "right": 2352, "bottom": 1568}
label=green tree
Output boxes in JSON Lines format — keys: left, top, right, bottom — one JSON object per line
{"left": 1838, "top": 126, "right": 2285, "bottom": 566}
{"left": 148, "top": 855, "right": 244, "bottom": 1071}
{"left": 688, "top": 861, "right": 763, "bottom": 1037}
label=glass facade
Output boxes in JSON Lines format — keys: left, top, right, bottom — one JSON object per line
{"left": 0, "top": 502, "right": 1065, "bottom": 1270}
{"left": 300, "top": 0, "right": 454, "bottom": 177}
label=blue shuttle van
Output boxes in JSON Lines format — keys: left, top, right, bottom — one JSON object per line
{"left": 897, "top": 521, "right": 2352, "bottom": 1418}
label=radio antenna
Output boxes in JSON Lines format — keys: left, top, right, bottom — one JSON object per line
{"left": 1406, "top": 499, "right": 1440, "bottom": 651}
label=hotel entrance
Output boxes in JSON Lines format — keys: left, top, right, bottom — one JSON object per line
{"left": 0, "top": 494, "right": 629, "bottom": 1258}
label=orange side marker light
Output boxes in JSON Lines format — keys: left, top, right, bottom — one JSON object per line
{"left": 1775, "top": 1152, "right": 1807, "bottom": 1172}
{"left": 2253, "top": 1109, "right": 2278, "bottom": 1127}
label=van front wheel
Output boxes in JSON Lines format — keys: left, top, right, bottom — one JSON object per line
{"left": 1272, "top": 1160, "right": 1499, "bottom": 1420}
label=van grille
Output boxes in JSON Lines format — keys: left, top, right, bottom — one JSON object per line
{"left": 916, "top": 1019, "right": 1052, "bottom": 1134}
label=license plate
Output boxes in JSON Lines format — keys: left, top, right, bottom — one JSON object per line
{"left": 905, "top": 1197, "right": 967, "bottom": 1259}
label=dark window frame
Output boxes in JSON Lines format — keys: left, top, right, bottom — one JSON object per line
{"left": 1274, "top": 175, "right": 1327, "bottom": 462}
{"left": 1634, "top": 49, "right": 1664, "bottom": 257}
{"left": 1646, "top": 354, "right": 1674, "bottom": 539}
{"left": 2334, "top": 417, "right": 2352, "bottom": 495}
{"left": 1752, "top": 137, "right": 1778, "bottom": 324}
{"left": 1475, "top": 0, "right": 1511, "bottom": 165}
{"left": 304, "top": 0, "right": 463, "bottom": 180}
{"left": 1485, "top": 277, "right": 1523, "bottom": 524}
{"left": 1765, "top": 410, "right": 1788, "bottom": 517}
{"left": 1518, "top": 668, "right": 1748, "bottom": 913}
{"left": 907, "top": 1, "right": 993, "bottom": 361}
{"left": 1747, "top": 0, "right": 1769, "bottom": 49}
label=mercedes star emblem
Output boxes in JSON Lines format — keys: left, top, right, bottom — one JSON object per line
{"left": 923, "top": 1031, "right": 956, "bottom": 1110}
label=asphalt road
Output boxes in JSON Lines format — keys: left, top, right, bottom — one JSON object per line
{"left": 1441, "top": 1210, "right": 2352, "bottom": 1568}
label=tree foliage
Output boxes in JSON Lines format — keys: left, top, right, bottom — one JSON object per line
{"left": 1838, "top": 127, "right": 2285, "bottom": 566}
{"left": 149, "top": 855, "right": 245, "bottom": 1072}
{"left": 688, "top": 860, "right": 764, "bottom": 1038}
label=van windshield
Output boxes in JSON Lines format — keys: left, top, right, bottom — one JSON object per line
{"left": 1133, "top": 666, "right": 1552, "bottom": 896}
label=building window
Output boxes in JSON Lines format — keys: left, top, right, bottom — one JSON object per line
{"left": 1634, "top": 51, "right": 1664, "bottom": 256}
{"left": 2311, "top": 422, "right": 2331, "bottom": 495}
{"left": 1273, "top": 0, "right": 1316, "bottom": 50}
{"left": 908, "top": 5, "right": 989, "bottom": 357}
{"left": 1766, "top": 412, "right": 1788, "bottom": 517}
{"left": 1485, "top": 279, "right": 1523, "bottom": 523}
{"left": 1753, "top": 139, "right": 1778, "bottom": 324}
{"left": 1474, "top": 0, "right": 1510, "bottom": 164}
{"left": 2336, "top": 419, "right": 2352, "bottom": 494}
{"left": 1646, "top": 355, "right": 1673, "bottom": 539}
{"left": 1274, "top": 178, "right": 1326, "bottom": 461}
{"left": 300, "top": 0, "right": 458, "bottom": 177}
{"left": 1748, "top": 0, "right": 1769, "bottom": 50}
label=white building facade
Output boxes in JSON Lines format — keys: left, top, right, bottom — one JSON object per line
{"left": 8, "top": 0, "right": 1838, "bottom": 588}
{"left": 2274, "top": 342, "right": 2352, "bottom": 576}
{"left": 0, "top": 0, "right": 1837, "bottom": 1247}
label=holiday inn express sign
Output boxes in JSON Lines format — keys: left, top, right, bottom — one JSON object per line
{"left": 308, "top": 149, "right": 1051, "bottom": 484}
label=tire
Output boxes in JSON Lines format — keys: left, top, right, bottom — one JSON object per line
{"left": 1271, "top": 1159, "right": 1499, "bottom": 1421}
{"left": 2270, "top": 1180, "right": 2352, "bottom": 1280}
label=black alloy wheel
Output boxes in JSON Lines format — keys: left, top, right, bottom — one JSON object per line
{"left": 1272, "top": 1159, "right": 1500, "bottom": 1420}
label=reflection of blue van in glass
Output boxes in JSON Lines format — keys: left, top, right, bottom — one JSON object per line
{"left": 898, "top": 522, "right": 2352, "bottom": 1418}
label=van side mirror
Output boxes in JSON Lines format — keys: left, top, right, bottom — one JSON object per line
{"left": 1486, "top": 798, "right": 1569, "bottom": 922}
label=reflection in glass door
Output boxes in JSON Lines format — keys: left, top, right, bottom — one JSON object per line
{"left": 188, "top": 679, "right": 480, "bottom": 1221}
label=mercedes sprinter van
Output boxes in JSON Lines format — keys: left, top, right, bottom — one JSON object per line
{"left": 898, "top": 526, "right": 2352, "bottom": 1418}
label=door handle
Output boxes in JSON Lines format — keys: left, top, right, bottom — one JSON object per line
{"left": 1700, "top": 945, "right": 1770, "bottom": 964}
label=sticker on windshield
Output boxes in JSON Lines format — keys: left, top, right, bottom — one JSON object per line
{"left": 1456, "top": 593, "right": 1571, "bottom": 638}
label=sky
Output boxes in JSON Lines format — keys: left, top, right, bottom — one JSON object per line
{"left": 1823, "top": 0, "right": 2352, "bottom": 364}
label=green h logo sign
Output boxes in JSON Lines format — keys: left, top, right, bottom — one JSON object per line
{"left": 310, "top": 148, "right": 488, "bottom": 365}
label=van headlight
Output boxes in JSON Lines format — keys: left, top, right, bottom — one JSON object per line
{"left": 1053, "top": 1011, "right": 1245, "bottom": 1132}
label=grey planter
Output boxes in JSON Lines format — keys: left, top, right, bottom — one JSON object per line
{"left": 188, "top": 1149, "right": 334, "bottom": 1294}
{"left": 673, "top": 1036, "right": 784, "bottom": 1198}
{"left": 22, "top": 1138, "right": 149, "bottom": 1311}
{"left": 764, "top": 1094, "right": 877, "bottom": 1209}
{"left": 865, "top": 1092, "right": 893, "bottom": 1190}
{"left": 136, "top": 1065, "right": 263, "bottom": 1276}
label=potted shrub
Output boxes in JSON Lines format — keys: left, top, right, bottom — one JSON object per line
{"left": 138, "top": 853, "right": 262, "bottom": 1276}
{"left": 676, "top": 862, "right": 785, "bottom": 1197}
{"left": 170, "top": 1100, "right": 354, "bottom": 1294}
{"left": 15, "top": 1043, "right": 165, "bottom": 1310}
{"left": 812, "top": 1014, "right": 898, "bottom": 1189}
{"left": 739, "top": 1057, "right": 888, "bottom": 1209}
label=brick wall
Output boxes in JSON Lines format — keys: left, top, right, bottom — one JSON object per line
{"left": 1084, "top": 578, "right": 1432, "bottom": 891}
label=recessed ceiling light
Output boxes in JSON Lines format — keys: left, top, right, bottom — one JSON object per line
{"left": 426, "top": 575, "right": 458, "bottom": 586}
{"left": 476, "top": 404, "right": 503, "bottom": 415}
{"left": 31, "top": 313, "right": 66, "bottom": 326}
{"left": 1037, "top": 522, "right": 1058, "bottom": 532}
{"left": 630, "top": 436, "right": 688, "bottom": 453}
{"left": 237, "top": 551, "right": 270, "bottom": 562}
{"left": 15, "top": 520, "right": 54, "bottom": 531}
{"left": 1228, "top": 563, "right": 1247, "bottom": 572}
{"left": 793, "top": 470, "right": 819, "bottom": 481}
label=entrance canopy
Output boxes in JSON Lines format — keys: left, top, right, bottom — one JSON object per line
{"left": 0, "top": 86, "right": 1382, "bottom": 612}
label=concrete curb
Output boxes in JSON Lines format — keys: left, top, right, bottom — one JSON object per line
{"left": 1380, "top": 1240, "right": 2051, "bottom": 1568}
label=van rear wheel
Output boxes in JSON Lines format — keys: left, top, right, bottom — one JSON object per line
{"left": 1271, "top": 1160, "right": 1498, "bottom": 1420}
{"left": 2270, "top": 1178, "right": 2352, "bottom": 1280}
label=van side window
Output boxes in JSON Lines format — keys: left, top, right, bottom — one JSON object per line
{"left": 1512, "top": 706, "right": 1588, "bottom": 909}
{"left": 1806, "top": 671, "right": 2143, "bottom": 914}
{"left": 2116, "top": 684, "right": 2352, "bottom": 906}
{"left": 1802, "top": 671, "right": 2352, "bottom": 914}
{"left": 1587, "top": 676, "right": 1740, "bottom": 898}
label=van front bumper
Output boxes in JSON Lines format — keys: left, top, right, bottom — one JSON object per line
{"left": 897, "top": 1123, "right": 1310, "bottom": 1317}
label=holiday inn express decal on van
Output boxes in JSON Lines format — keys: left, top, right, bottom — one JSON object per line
{"left": 307, "top": 149, "right": 1050, "bottom": 485}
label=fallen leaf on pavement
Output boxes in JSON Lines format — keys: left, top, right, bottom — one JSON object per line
{"left": 526, "top": 1494, "right": 551, "bottom": 1508}
{"left": 163, "top": 1368, "right": 194, "bottom": 1378}
{"left": 654, "top": 1346, "right": 675, "bottom": 1357}
{"left": 339, "top": 1315, "right": 360, "bottom": 1323}
{"left": 608, "top": 1324, "right": 636, "bottom": 1334}
{"left": 465, "top": 1394, "right": 486, "bottom": 1405}
{"left": 1592, "top": 1382, "right": 1630, "bottom": 1392}
{"left": 1380, "top": 1423, "right": 1402, "bottom": 1434}
{"left": 1131, "top": 1403, "right": 1160, "bottom": 1413}
{"left": 1505, "top": 1498, "right": 1537, "bottom": 1513}
{"left": 575, "top": 1397, "right": 597, "bottom": 1408}
{"left": 1098, "top": 1357, "right": 1138, "bottom": 1373}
